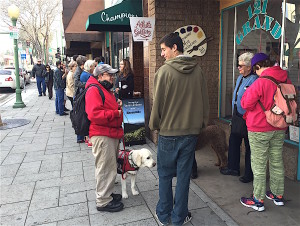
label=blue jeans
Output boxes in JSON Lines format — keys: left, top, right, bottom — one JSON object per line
{"left": 36, "top": 76, "right": 46, "bottom": 95}
{"left": 156, "top": 134, "right": 198, "bottom": 226}
{"left": 55, "top": 88, "right": 64, "bottom": 115}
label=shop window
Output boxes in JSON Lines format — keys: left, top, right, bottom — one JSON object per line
{"left": 220, "top": 0, "right": 299, "bottom": 144}
{"left": 112, "top": 32, "right": 130, "bottom": 69}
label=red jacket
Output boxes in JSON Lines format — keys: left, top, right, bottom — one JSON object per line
{"left": 241, "top": 66, "right": 291, "bottom": 132}
{"left": 85, "top": 76, "right": 124, "bottom": 139}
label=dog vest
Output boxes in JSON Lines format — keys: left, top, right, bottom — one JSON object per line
{"left": 117, "top": 150, "right": 139, "bottom": 179}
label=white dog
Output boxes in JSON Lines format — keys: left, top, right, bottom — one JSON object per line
{"left": 117, "top": 148, "right": 156, "bottom": 199}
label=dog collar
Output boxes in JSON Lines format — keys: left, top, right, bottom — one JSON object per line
{"left": 128, "top": 151, "right": 139, "bottom": 169}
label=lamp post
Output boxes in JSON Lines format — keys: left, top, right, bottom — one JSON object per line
{"left": 8, "top": 4, "right": 25, "bottom": 108}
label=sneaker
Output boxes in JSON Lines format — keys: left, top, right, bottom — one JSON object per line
{"left": 183, "top": 211, "right": 192, "bottom": 225}
{"left": 43, "top": 92, "right": 46, "bottom": 96}
{"left": 96, "top": 200, "right": 124, "bottom": 212}
{"left": 111, "top": 193, "right": 122, "bottom": 202}
{"left": 220, "top": 167, "right": 240, "bottom": 176}
{"left": 240, "top": 195, "right": 265, "bottom": 212}
{"left": 266, "top": 191, "right": 284, "bottom": 206}
{"left": 155, "top": 213, "right": 169, "bottom": 226}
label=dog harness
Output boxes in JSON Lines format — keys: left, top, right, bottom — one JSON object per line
{"left": 117, "top": 150, "right": 139, "bottom": 179}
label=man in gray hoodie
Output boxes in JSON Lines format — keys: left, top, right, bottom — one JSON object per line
{"left": 149, "top": 33, "right": 209, "bottom": 226}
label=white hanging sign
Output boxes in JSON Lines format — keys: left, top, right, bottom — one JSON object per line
{"left": 130, "top": 17, "right": 155, "bottom": 42}
{"left": 174, "top": 25, "right": 212, "bottom": 57}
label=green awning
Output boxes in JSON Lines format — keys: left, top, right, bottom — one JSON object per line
{"left": 86, "top": 0, "right": 143, "bottom": 32}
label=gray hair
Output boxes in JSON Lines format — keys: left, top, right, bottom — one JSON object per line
{"left": 238, "top": 52, "right": 254, "bottom": 66}
{"left": 76, "top": 55, "right": 87, "bottom": 66}
{"left": 83, "top": 60, "right": 95, "bottom": 72}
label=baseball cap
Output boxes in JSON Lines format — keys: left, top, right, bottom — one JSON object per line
{"left": 97, "top": 64, "right": 118, "bottom": 74}
{"left": 251, "top": 53, "right": 269, "bottom": 68}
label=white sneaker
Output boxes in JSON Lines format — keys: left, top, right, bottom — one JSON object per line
{"left": 183, "top": 212, "right": 192, "bottom": 225}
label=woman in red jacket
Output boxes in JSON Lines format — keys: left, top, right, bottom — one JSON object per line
{"left": 85, "top": 64, "right": 124, "bottom": 213}
{"left": 240, "top": 53, "right": 289, "bottom": 212}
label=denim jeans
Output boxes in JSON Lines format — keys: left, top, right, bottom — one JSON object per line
{"left": 55, "top": 88, "right": 64, "bottom": 115}
{"left": 36, "top": 76, "right": 46, "bottom": 95}
{"left": 156, "top": 134, "right": 198, "bottom": 226}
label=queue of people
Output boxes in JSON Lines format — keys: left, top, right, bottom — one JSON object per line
{"left": 30, "top": 32, "right": 295, "bottom": 224}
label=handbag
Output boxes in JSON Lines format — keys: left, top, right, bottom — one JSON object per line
{"left": 230, "top": 77, "right": 248, "bottom": 138}
{"left": 231, "top": 105, "right": 248, "bottom": 138}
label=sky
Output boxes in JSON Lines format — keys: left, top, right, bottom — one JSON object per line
{"left": 0, "top": 20, "right": 14, "bottom": 53}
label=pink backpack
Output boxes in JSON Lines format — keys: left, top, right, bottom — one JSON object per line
{"left": 258, "top": 76, "right": 298, "bottom": 128}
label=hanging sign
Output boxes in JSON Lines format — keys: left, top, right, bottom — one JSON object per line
{"left": 130, "top": 17, "right": 155, "bottom": 41}
{"left": 236, "top": 0, "right": 282, "bottom": 45}
{"left": 174, "top": 25, "right": 212, "bottom": 57}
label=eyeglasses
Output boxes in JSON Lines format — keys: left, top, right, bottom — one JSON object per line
{"left": 238, "top": 64, "right": 246, "bottom": 68}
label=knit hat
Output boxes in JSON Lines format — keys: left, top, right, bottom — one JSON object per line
{"left": 251, "top": 53, "right": 269, "bottom": 68}
{"left": 96, "top": 64, "right": 118, "bottom": 74}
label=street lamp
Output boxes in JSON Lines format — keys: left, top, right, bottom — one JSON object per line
{"left": 8, "top": 4, "right": 25, "bottom": 108}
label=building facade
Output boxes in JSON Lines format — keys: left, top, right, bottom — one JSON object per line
{"left": 63, "top": 0, "right": 299, "bottom": 180}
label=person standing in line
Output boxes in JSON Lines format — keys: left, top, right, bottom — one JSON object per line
{"left": 32, "top": 59, "right": 46, "bottom": 96}
{"left": 53, "top": 61, "right": 68, "bottom": 116}
{"left": 85, "top": 64, "right": 124, "bottom": 212}
{"left": 44, "top": 65, "right": 54, "bottom": 100}
{"left": 240, "top": 53, "right": 291, "bottom": 211}
{"left": 66, "top": 61, "right": 77, "bottom": 107}
{"left": 94, "top": 56, "right": 105, "bottom": 66}
{"left": 114, "top": 59, "right": 134, "bottom": 100}
{"left": 220, "top": 52, "right": 257, "bottom": 183}
{"left": 74, "top": 55, "right": 87, "bottom": 143}
{"left": 149, "top": 33, "right": 209, "bottom": 226}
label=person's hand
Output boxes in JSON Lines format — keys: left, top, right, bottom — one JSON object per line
{"left": 115, "top": 88, "right": 119, "bottom": 93}
{"left": 117, "top": 99, "right": 122, "bottom": 108}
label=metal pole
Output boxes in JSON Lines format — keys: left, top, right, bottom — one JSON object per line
{"left": 12, "top": 18, "right": 25, "bottom": 108}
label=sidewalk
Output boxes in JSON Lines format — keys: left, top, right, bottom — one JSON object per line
{"left": 0, "top": 84, "right": 299, "bottom": 226}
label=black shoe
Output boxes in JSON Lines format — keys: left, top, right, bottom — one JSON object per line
{"left": 38, "top": 94, "right": 42, "bottom": 97}
{"left": 191, "top": 170, "right": 198, "bottom": 179}
{"left": 220, "top": 167, "right": 240, "bottom": 176}
{"left": 96, "top": 200, "right": 124, "bottom": 212}
{"left": 64, "top": 107, "right": 70, "bottom": 111}
{"left": 77, "top": 140, "right": 84, "bottom": 143}
{"left": 239, "top": 176, "right": 253, "bottom": 183}
{"left": 43, "top": 93, "right": 46, "bottom": 96}
{"left": 111, "top": 193, "right": 122, "bottom": 202}
{"left": 60, "top": 112, "right": 68, "bottom": 116}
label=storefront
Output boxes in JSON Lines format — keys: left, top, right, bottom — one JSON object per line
{"left": 84, "top": 0, "right": 299, "bottom": 180}
{"left": 219, "top": 0, "right": 299, "bottom": 180}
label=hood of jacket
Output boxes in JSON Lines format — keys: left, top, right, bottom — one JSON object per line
{"left": 85, "top": 75, "right": 99, "bottom": 88}
{"left": 164, "top": 56, "right": 198, "bottom": 75}
{"left": 260, "top": 66, "right": 288, "bottom": 83}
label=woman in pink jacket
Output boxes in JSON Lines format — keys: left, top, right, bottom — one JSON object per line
{"left": 240, "top": 53, "right": 290, "bottom": 212}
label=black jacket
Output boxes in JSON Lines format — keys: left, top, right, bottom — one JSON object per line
{"left": 74, "top": 66, "right": 85, "bottom": 96}
{"left": 32, "top": 64, "right": 46, "bottom": 78}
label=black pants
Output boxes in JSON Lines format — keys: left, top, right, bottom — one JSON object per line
{"left": 46, "top": 80, "right": 53, "bottom": 99}
{"left": 67, "top": 96, "right": 74, "bottom": 108}
{"left": 228, "top": 132, "right": 253, "bottom": 178}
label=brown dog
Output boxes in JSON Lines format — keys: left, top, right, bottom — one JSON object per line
{"left": 196, "top": 125, "right": 228, "bottom": 169}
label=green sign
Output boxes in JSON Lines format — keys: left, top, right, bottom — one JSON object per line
{"left": 9, "top": 32, "right": 19, "bottom": 39}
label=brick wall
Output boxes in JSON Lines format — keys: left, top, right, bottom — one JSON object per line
{"left": 144, "top": 0, "right": 221, "bottom": 144}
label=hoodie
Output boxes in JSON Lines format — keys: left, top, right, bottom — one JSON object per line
{"left": 241, "top": 66, "right": 291, "bottom": 132}
{"left": 85, "top": 76, "right": 123, "bottom": 139}
{"left": 149, "top": 56, "right": 209, "bottom": 136}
